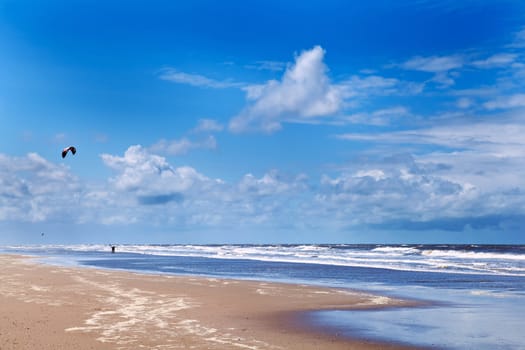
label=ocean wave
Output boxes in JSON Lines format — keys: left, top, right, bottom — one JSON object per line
{"left": 371, "top": 246, "right": 422, "bottom": 255}
{"left": 421, "top": 249, "right": 525, "bottom": 261}
{"left": 2, "top": 244, "right": 524, "bottom": 277}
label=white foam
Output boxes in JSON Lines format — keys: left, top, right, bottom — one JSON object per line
{"left": 30, "top": 285, "right": 49, "bottom": 292}
{"left": 3, "top": 244, "right": 524, "bottom": 276}
{"left": 370, "top": 296, "right": 393, "bottom": 305}
{"left": 421, "top": 249, "right": 525, "bottom": 261}
{"left": 66, "top": 276, "right": 198, "bottom": 345}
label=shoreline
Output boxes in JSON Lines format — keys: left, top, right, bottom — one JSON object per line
{"left": 0, "top": 254, "right": 423, "bottom": 349}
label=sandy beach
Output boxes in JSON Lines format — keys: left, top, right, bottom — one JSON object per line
{"left": 0, "top": 254, "right": 420, "bottom": 350}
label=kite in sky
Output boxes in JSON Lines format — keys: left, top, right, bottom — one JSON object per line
{"left": 61, "top": 146, "right": 76, "bottom": 158}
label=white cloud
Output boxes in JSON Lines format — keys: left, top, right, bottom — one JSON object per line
{"left": 483, "top": 94, "right": 525, "bottom": 110}
{"left": 241, "top": 84, "right": 268, "bottom": 101}
{"left": 98, "top": 146, "right": 309, "bottom": 228}
{"left": 509, "top": 28, "right": 525, "bottom": 48}
{"left": 53, "top": 133, "right": 67, "bottom": 143}
{"left": 159, "top": 68, "right": 244, "bottom": 89}
{"left": 372, "top": 106, "right": 409, "bottom": 118}
{"left": 238, "top": 170, "right": 301, "bottom": 197}
{"left": 150, "top": 135, "right": 217, "bottom": 155}
{"left": 318, "top": 159, "right": 469, "bottom": 225}
{"left": 7, "top": 37, "right": 525, "bottom": 236}
{"left": 192, "top": 119, "right": 224, "bottom": 133}
{"left": 94, "top": 133, "right": 109, "bottom": 143}
{"left": 229, "top": 46, "right": 343, "bottom": 133}
{"left": 338, "top": 75, "right": 423, "bottom": 97}
{"left": 161, "top": 47, "right": 424, "bottom": 133}
{"left": 511, "top": 62, "right": 525, "bottom": 78}
{"left": 337, "top": 120, "right": 525, "bottom": 157}
{"left": 335, "top": 117, "right": 525, "bottom": 212}
{"left": 398, "top": 54, "right": 465, "bottom": 89}
{"left": 456, "top": 97, "right": 474, "bottom": 109}
{"left": 314, "top": 141, "right": 525, "bottom": 230}
{"left": 341, "top": 106, "right": 410, "bottom": 126}
{"left": 232, "top": 64, "right": 421, "bottom": 130}
{"left": 0, "top": 146, "right": 311, "bottom": 230}
{"left": 346, "top": 75, "right": 398, "bottom": 91}
{"left": 400, "top": 55, "right": 464, "bottom": 72}
{"left": 2, "top": 141, "right": 525, "bottom": 234}
{"left": 472, "top": 53, "right": 518, "bottom": 69}
{"left": 149, "top": 119, "right": 222, "bottom": 156}
{"left": 0, "top": 153, "right": 81, "bottom": 222}
{"left": 245, "top": 60, "right": 287, "bottom": 71}
{"left": 355, "top": 169, "right": 387, "bottom": 181}
{"left": 90, "top": 138, "right": 525, "bottom": 231}
{"left": 430, "top": 72, "right": 456, "bottom": 88}
{"left": 101, "top": 145, "right": 211, "bottom": 198}
{"left": 451, "top": 87, "right": 499, "bottom": 97}
{"left": 397, "top": 48, "right": 522, "bottom": 92}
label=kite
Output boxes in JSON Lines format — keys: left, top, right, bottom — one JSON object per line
{"left": 62, "top": 146, "right": 76, "bottom": 158}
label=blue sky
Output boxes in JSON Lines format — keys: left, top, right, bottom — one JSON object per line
{"left": 1, "top": 0, "right": 525, "bottom": 244}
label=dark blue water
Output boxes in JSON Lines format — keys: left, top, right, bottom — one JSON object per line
{"left": 2, "top": 244, "right": 525, "bottom": 349}
{"left": 81, "top": 253, "right": 525, "bottom": 294}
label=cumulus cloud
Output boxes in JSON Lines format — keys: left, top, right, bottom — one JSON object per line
{"left": 4, "top": 146, "right": 311, "bottom": 230}
{"left": 330, "top": 114, "right": 525, "bottom": 229}
{"left": 8, "top": 37, "right": 525, "bottom": 237}
{"left": 318, "top": 156, "right": 469, "bottom": 225}
{"left": 98, "top": 146, "right": 310, "bottom": 228}
{"left": 314, "top": 146, "right": 525, "bottom": 232}
{"left": 0, "top": 153, "right": 81, "bottom": 222}
{"left": 101, "top": 145, "right": 212, "bottom": 201}
{"left": 91, "top": 140, "right": 525, "bottom": 232}
{"left": 2, "top": 143, "right": 524, "bottom": 234}
{"left": 229, "top": 46, "right": 343, "bottom": 133}
{"left": 228, "top": 46, "right": 424, "bottom": 133}
{"left": 238, "top": 170, "right": 306, "bottom": 197}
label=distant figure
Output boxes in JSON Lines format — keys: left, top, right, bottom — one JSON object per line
{"left": 111, "top": 245, "right": 116, "bottom": 253}
{"left": 41, "top": 232, "right": 44, "bottom": 236}
{"left": 61, "top": 146, "right": 76, "bottom": 158}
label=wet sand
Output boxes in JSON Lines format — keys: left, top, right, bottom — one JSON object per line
{"left": 0, "top": 254, "right": 420, "bottom": 349}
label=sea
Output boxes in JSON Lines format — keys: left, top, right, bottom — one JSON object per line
{"left": 1, "top": 244, "right": 524, "bottom": 350}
